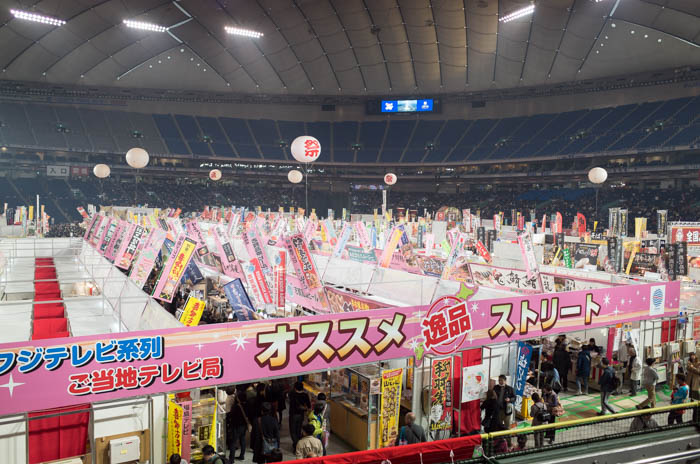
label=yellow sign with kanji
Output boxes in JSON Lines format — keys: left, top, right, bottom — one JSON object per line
{"left": 179, "top": 296, "right": 205, "bottom": 327}
{"left": 167, "top": 400, "right": 184, "bottom": 457}
{"left": 379, "top": 368, "right": 403, "bottom": 447}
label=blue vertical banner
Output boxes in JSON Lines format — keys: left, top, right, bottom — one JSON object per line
{"left": 223, "top": 278, "right": 256, "bottom": 320}
{"left": 514, "top": 341, "right": 533, "bottom": 404}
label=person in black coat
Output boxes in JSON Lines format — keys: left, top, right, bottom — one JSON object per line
{"left": 553, "top": 341, "right": 572, "bottom": 392}
{"left": 252, "top": 402, "right": 280, "bottom": 464}
{"left": 480, "top": 389, "right": 500, "bottom": 433}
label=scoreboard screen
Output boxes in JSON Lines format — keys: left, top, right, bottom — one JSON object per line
{"left": 366, "top": 98, "right": 441, "bottom": 115}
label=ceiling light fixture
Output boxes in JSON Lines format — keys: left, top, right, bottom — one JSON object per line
{"left": 10, "top": 9, "right": 65, "bottom": 26}
{"left": 123, "top": 19, "right": 167, "bottom": 32}
{"left": 225, "top": 26, "right": 263, "bottom": 38}
{"left": 498, "top": 4, "right": 535, "bottom": 23}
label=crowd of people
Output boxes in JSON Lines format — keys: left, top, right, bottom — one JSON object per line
{"left": 478, "top": 336, "right": 699, "bottom": 454}
{"left": 35, "top": 176, "right": 700, "bottom": 233}
{"left": 164, "top": 377, "right": 431, "bottom": 464}
{"left": 161, "top": 340, "right": 698, "bottom": 463}
{"left": 45, "top": 223, "right": 85, "bottom": 238}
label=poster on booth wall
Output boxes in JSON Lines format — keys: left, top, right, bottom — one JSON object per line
{"left": 429, "top": 358, "right": 453, "bottom": 431}
{"left": 379, "top": 368, "right": 403, "bottom": 448}
{"left": 167, "top": 400, "right": 184, "bottom": 458}
{"left": 461, "top": 363, "right": 488, "bottom": 403}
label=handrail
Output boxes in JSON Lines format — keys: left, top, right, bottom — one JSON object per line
{"left": 484, "top": 401, "right": 700, "bottom": 438}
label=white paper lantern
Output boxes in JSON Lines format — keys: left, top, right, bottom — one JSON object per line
{"left": 588, "top": 167, "right": 608, "bottom": 184}
{"left": 209, "top": 169, "right": 222, "bottom": 181}
{"left": 93, "top": 164, "right": 110, "bottom": 178}
{"left": 384, "top": 172, "right": 397, "bottom": 186}
{"left": 125, "top": 147, "right": 149, "bottom": 169}
{"left": 290, "top": 135, "right": 321, "bottom": 163}
{"left": 288, "top": 169, "right": 303, "bottom": 184}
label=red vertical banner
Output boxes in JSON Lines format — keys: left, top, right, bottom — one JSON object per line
{"left": 430, "top": 358, "right": 453, "bottom": 431}
{"left": 452, "top": 349, "right": 482, "bottom": 436}
{"left": 607, "top": 327, "right": 616, "bottom": 360}
{"left": 577, "top": 213, "right": 587, "bottom": 236}
{"left": 556, "top": 212, "right": 563, "bottom": 234}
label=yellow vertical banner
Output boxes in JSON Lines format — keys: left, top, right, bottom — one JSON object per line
{"left": 167, "top": 401, "right": 184, "bottom": 457}
{"left": 625, "top": 242, "right": 640, "bottom": 275}
{"left": 209, "top": 407, "right": 217, "bottom": 447}
{"left": 379, "top": 368, "right": 403, "bottom": 448}
{"left": 28, "top": 206, "right": 34, "bottom": 221}
{"left": 179, "top": 297, "right": 205, "bottom": 327}
{"left": 635, "top": 218, "right": 645, "bottom": 239}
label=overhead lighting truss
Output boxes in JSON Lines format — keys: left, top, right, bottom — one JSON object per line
{"left": 10, "top": 9, "right": 65, "bottom": 26}
{"left": 499, "top": 4, "right": 535, "bottom": 23}
{"left": 225, "top": 26, "right": 263, "bottom": 38}
{"left": 123, "top": 19, "right": 167, "bottom": 32}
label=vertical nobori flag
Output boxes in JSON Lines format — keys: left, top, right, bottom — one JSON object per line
{"left": 514, "top": 341, "right": 533, "bottom": 410}
{"left": 332, "top": 224, "right": 352, "bottom": 258}
{"left": 273, "top": 251, "right": 287, "bottom": 311}
{"left": 286, "top": 233, "right": 323, "bottom": 290}
{"left": 90, "top": 215, "right": 107, "bottom": 248}
{"left": 83, "top": 214, "right": 100, "bottom": 241}
{"left": 577, "top": 212, "right": 587, "bottom": 237}
{"left": 153, "top": 233, "right": 197, "bottom": 303}
{"left": 379, "top": 226, "right": 403, "bottom": 268}
{"left": 98, "top": 218, "right": 117, "bottom": 255}
{"left": 129, "top": 228, "right": 167, "bottom": 289}
{"left": 517, "top": 230, "right": 540, "bottom": 280}
{"left": 115, "top": 224, "right": 144, "bottom": 270}
{"left": 212, "top": 224, "right": 240, "bottom": 278}
{"left": 104, "top": 220, "right": 127, "bottom": 261}
{"left": 223, "top": 278, "right": 256, "bottom": 319}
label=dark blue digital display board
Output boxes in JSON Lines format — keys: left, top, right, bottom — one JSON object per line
{"left": 380, "top": 99, "right": 434, "bottom": 113}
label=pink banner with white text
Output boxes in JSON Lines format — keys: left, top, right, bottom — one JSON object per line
{"left": 0, "top": 281, "right": 679, "bottom": 416}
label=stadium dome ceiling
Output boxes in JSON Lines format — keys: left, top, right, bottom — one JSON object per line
{"left": 0, "top": 0, "right": 698, "bottom": 96}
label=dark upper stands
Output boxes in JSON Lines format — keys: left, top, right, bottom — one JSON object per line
{"left": 0, "top": 97, "right": 697, "bottom": 163}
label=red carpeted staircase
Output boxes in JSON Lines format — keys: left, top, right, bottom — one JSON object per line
{"left": 29, "top": 258, "right": 88, "bottom": 464}
{"left": 32, "top": 258, "right": 69, "bottom": 339}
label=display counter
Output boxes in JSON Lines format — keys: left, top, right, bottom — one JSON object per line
{"left": 329, "top": 365, "right": 381, "bottom": 450}
{"left": 329, "top": 399, "right": 378, "bottom": 450}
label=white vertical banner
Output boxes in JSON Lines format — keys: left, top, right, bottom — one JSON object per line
{"left": 382, "top": 190, "right": 387, "bottom": 217}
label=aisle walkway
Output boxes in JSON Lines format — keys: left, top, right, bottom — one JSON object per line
{"left": 228, "top": 410, "right": 354, "bottom": 463}
{"left": 553, "top": 385, "right": 673, "bottom": 421}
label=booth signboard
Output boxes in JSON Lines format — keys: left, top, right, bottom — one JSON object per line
{"left": 379, "top": 368, "right": 403, "bottom": 447}
{"left": 573, "top": 243, "right": 599, "bottom": 267}
{"left": 668, "top": 222, "right": 700, "bottom": 245}
{"left": 429, "top": 358, "right": 452, "bottom": 431}
{"left": 325, "top": 286, "right": 390, "bottom": 313}
{"left": 0, "top": 281, "right": 680, "bottom": 417}
{"left": 470, "top": 263, "right": 540, "bottom": 294}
